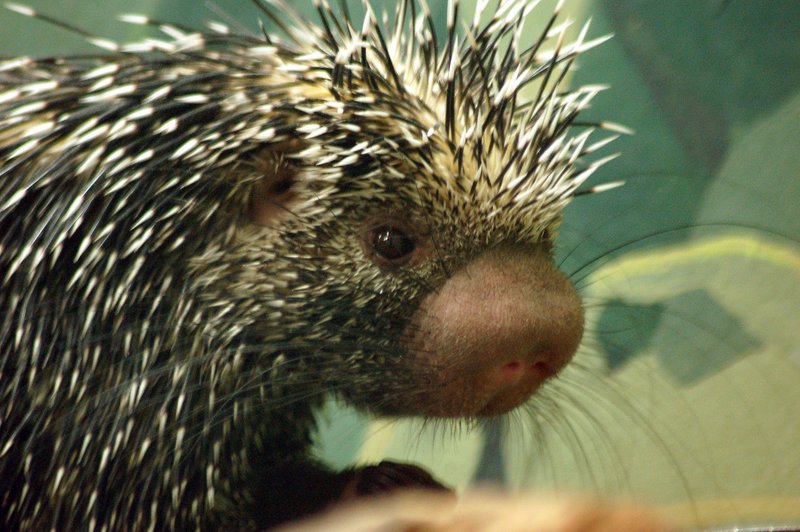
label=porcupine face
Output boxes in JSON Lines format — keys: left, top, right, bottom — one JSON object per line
{"left": 235, "top": 129, "right": 579, "bottom": 419}
{"left": 217, "top": 1, "right": 612, "bottom": 420}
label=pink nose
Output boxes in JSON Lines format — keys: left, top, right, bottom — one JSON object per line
{"left": 405, "top": 245, "right": 584, "bottom": 417}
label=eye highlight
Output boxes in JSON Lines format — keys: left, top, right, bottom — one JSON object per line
{"left": 371, "top": 224, "right": 415, "bottom": 262}
{"left": 360, "top": 217, "right": 424, "bottom": 268}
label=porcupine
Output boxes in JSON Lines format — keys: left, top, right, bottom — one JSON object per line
{"left": 0, "top": 0, "right": 622, "bottom": 529}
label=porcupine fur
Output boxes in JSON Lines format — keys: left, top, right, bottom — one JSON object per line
{"left": 0, "top": 0, "right": 620, "bottom": 529}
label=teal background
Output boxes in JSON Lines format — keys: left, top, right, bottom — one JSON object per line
{"left": 3, "top": 1, "right": 798, "bottom": 527}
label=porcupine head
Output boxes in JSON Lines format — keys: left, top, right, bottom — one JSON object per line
{"left": 0, "top": 0, "right": 617, "bottom": 529}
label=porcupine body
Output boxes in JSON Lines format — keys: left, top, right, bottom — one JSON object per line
{"left": 0, "top": 0, "right": 618, "bottom": 529}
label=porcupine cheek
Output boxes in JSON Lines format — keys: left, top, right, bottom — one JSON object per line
{"left": 402, "top": 246, "right": 583, "bottom": 418}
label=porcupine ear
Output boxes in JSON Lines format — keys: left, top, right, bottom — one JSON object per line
{"left": 246, "top": 140, "right": 304, "bottom": 226}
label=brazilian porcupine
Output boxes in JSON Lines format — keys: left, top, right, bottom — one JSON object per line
{"left": 0, "top": 0, "right": 622, "bottom": 528}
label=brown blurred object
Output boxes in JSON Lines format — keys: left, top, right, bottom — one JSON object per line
{"left": 277, "top": 489, "right": 673, "bottom": 532}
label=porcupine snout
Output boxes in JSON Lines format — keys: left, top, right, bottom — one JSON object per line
{"left": 403, "top": 246, "right": 583, "bottom": 418}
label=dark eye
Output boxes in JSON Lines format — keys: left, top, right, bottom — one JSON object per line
{"left": 369, "top": 224, "right": 416, "bottom": 263}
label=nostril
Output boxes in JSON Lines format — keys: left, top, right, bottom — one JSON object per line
{"left": 530, "top": 360, "right": 554, "bottom": 378}
{"left": 501, "top": 360, "right": 523, "bottom": 379}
